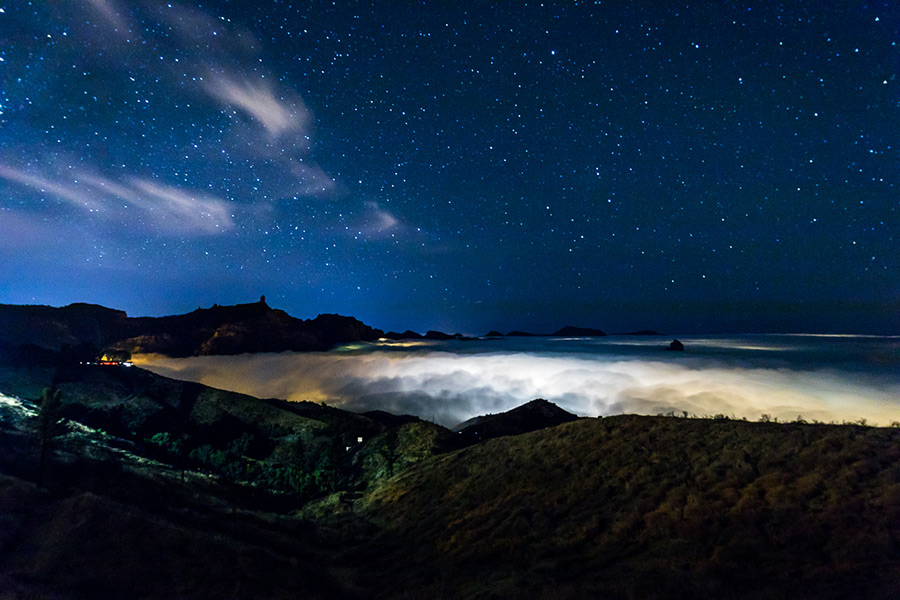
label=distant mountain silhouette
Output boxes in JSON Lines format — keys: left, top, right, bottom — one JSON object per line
{"left": 0, "top": 302, "right": 128, "bottom": 352}
{"left": 382, "top": 330, "right": 425, "bottom": 340}
{"left": 453, "top": 398, "right": 580, "bottom": 442}
{"left": 0, "top": 299, "right": 383, "bottom": 357}
{"left": 488, "top": 326, "right": 608, "bottom": 337}
{"left": 619, "top": 330, "right": 664, "bottom": 336}
{"left": 423, "top": 330, "right": 456, "bottom": 340}
{"left": 0, "top": 300, "right": 661, "bottom": 358}
{"left": 361, "top": 410, "right": 423, "bottom": 427}
{"left": 552, "top": 325, "right": 607, "bottom": 337}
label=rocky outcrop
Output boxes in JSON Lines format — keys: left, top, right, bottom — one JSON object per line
{"left": 117, "top": 306, "right": 382, "bottom": 356}
{"left": 667, "top": 339, "right": 685, "bottom": 351}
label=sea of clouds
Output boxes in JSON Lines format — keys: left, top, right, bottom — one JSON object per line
{"left": 136, "top": 335, "right": 900, "bottom": 428}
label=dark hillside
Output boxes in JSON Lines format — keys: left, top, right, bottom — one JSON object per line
{"left": 4, "top": 376, "right": 900, "bottom": 599}
{"left": 0, "top": 350, "right": 400, "bottom": 508}
{"left": 0, "top": 303, "right": 127, "bottom": 351}
{"left": 0, "top": 412, "right": 360, "bottom": 600}
{"left": 358, "top": 415, "right": 900, "bottom": 599}
{"left": 0, "top": 350, "right": 455, "bottom": 599}
{"left": 2, "top": 333, "right": 900, "bottom": 598}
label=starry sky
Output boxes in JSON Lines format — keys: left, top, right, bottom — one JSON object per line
{"left": 1, "top": 1, "right": 898, "bottom": 335}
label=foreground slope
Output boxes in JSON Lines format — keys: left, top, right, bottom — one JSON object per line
{"left": 2, "top": 338, "right": 900, "bottom": 598}
{"left": 0, "top": 394, "right": 362, "bottom": 600}
{"left": 357, "top": 415, "right": 900, "bottom": 599}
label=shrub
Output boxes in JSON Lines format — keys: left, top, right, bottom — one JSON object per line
{"left": 36, "top": 387, "right": 66, "bottom": 486}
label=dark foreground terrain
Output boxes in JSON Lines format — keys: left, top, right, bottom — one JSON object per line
{"left": 2, "top": 344, "right": 900, "bottom": 599}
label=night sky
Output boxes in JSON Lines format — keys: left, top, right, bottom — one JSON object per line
{"left": 1, "top": 1, "right": 897, "bottom": 335}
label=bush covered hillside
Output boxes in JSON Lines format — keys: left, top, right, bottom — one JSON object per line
{"left": 1, "top": 341, "right": 900, "bottom": 598}
{"left": 356, "top": 415, "right": 900, "bottom": 599}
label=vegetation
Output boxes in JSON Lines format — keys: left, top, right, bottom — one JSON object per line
{"left": 35, "top": 387, "right": 65, "bottom": 487}
{"left": 357, "top": 415, "right": 900, "bottom": 599}
{"left": 2, "top": 345, "right": 900, "bottom": 599}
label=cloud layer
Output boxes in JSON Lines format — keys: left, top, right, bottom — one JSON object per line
{"left": 136, "top": 336, "right": 900, "bottom": 427}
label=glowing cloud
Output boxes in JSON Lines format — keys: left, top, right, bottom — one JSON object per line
{"left": 366, "top": 201, "right": 399, "bottom": 230}
{"left": 136, "top": 336, "right": 900, "bottom": 428}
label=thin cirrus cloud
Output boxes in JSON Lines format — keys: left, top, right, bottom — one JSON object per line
{"left": 0, "top": 164, "right": 234, "bottom": 234}
{"left": 365, "top": 201, "right": 400, "bottom": 231}
{"left": 105, "top": 177, "right": 234, "bottom": 234}
{"left": 156, "top": 4, "right": 316, "bottom": 154}
{"left": 85, "top": 0, "right": 132, "bottom": 36}
{"left": 204, "top": 73, "right": 312, "bottom": 142}
{"left": 352, "top": 201, "right": 403, "bottom": 240}
{"left": 0, "top": 165, "right": 106, "bottom": 213}
{"left": 76, "top": 1, "right": 328, "bottom": 195}
{"left": 287, "top": 160, "right": 337, "bottom": 197}
{"left": 13, "top": 1, "right": 409, "bottom": 244}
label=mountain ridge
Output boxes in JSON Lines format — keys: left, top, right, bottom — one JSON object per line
{"left": 0, "top": 300, "right": 627, "bottom": 358}
{"left": 0, "top": 298, "right": 383, "bottom": 357}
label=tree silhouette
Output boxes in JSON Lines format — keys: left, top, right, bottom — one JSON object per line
{"left": 36, "top": 387, "right": 65, "bottom": 487}
{"left": 381, "top": 428, "right": 400, "bottom": 477}
{"left": 148, "top": 431, "right": 190, "bottom": 481}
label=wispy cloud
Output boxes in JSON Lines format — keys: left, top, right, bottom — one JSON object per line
{"left": 154, "top": 3, "right": 315, "bottom": 153}
{"left": 102, "top": 176, "right": 234, "bottom": 233}
{"left": 365, "top": 201, "right": 400, "bottom": 230}
{"left": 6, "top": 1, "right": 347, "bottom": 244}
{"left": 352, "top": 201, "right": 402, "bottom": 239}
{"left": 67, "top": 1, "right": 330, "bottom": 200}
{"left": 85, "top": 0, "right": 132, "bottom": 36}
{"left": 288, "top": 161, "right": 337, "bottom": 197}
{"left": 0, "top": 165, "right": 105, "bottom": 212}
{"left": 204, "top": 74, "right": 311, "bottom": 141}
{"left": 0, "top": 164, "right": 233, "bottom": 234}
